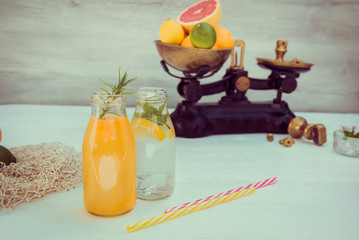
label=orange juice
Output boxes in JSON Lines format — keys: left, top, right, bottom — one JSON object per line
{"left": 82, "top": 115, "right": 136, "bottom": 216}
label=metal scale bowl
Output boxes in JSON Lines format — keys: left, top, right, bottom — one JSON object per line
{"left": 155, "top": 39, "right": 313, "bottom": 138}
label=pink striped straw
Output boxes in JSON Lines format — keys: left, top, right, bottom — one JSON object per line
{"left": 164, "top": 177, "right": 277, "bottom": 213}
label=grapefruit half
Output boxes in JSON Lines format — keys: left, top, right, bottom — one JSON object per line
{"left": 177, "top": 0, "right": 221, "bottom": 33}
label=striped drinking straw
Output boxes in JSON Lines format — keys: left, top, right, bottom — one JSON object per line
{"left": 164, "top": 177, "right": 277, "bottom": 213}
{"left": 127, "top": 187, "right": 256, "bottom": 233}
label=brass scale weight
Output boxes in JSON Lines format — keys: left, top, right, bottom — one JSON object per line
{"left": 155, "top": 40, "right": 313, "bottom": 138}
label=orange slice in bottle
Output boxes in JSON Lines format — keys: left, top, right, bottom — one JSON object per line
{"left": 131, "top": 118, "right": 166, "bottom": 141}
{"left": 168, "top": 128, "right": 175, "bottom": 139}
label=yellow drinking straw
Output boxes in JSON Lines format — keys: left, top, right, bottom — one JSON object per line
{"left": 127, "top": 187, "right": 256, "bottom": 233}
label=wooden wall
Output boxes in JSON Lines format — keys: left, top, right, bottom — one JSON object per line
{"left": 0, "top": 0, "right": 358, "bottom": 113}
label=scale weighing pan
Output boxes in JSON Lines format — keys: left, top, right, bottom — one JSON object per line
{"left": 256, "top": 58, "right": 313, "bottom": 73}
{"left": 154, "top": 40, "right": 232, "bottom": 74}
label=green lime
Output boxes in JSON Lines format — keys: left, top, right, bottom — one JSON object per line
{"left": 0, "top": 145, "right": 16, "bottom": 167}
{"left": 190, "top": 22, "right": 216, "bottom": 49}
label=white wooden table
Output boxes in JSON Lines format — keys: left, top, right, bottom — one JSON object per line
{"left": 0, "top": 104, "right": 358, "bottom": 240}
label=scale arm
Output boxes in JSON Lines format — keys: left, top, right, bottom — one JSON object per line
{"left": 200, "top": 76, "right": 231, "bottom": 96}
{"left": 248, "top": 77, "right": 277, "bottom": 90}
{"left": 249, "top": 71, "right": 298, "bottom": 94}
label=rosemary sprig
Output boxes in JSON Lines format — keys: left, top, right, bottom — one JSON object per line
{"left": 93, "top": 67, "right": 137, "bottom": 119}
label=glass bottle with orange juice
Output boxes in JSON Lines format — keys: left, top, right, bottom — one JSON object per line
{"left": 131, "top": 87, "right": 176, "bottom": 200}
{"left": 82, "top": 70, "right": 137, "bottom": 216}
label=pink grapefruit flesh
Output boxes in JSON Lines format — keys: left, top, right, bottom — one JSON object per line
{"left": 177, "top": 0, "right": 221, "bottom": 33}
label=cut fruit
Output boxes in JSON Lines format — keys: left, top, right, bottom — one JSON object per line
{"left": 168, "top": 128, "right": 175, "bottom": 139}
{"left": 177, "top": 0, "right": 221, "bottom": 33}
{"left": 131, "top": 118, "right": 166, "bottom": 141}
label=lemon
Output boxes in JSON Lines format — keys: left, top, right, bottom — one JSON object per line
{"left": 131, "top": 118, "right": 166, "bottom": 141}
{"left": 190, "top": 22, "right": 216, "bottom": 49}
{"left": 0, "top": 145, "right": 16, "bottom": 167}
{"left": 159, "top": 19, "right": 185, "bottom": 45}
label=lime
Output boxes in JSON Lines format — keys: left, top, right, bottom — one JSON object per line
{"left": 190, "top": 22, "right": 216, "bottom": 49}
{"left": 0, "top": 145, "right": 16, "bottom": 167}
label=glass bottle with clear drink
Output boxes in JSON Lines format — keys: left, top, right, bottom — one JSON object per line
{"left": 130, "top": 87, "right": 176, "bottom": 200}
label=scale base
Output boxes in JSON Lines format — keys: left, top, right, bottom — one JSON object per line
{"left": 170, "top": 101, "right": 295, "bottom": 138}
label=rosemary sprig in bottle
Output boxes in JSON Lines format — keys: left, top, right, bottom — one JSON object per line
{"left": 93, "top": 67, "right": 137, "bottom": 119}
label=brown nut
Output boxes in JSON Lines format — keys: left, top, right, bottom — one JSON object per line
{"left": 284, "top": 137, "right": 295, "bottom": 147}
{"left": 279, "top": 137, "right": 295, "bottom": 147}
{"left": 266, "top": 133, "right": 274, "bottom": 142}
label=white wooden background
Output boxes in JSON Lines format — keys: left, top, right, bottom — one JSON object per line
{"left": 0, "top": 0, "right": 358, "bottom": 113}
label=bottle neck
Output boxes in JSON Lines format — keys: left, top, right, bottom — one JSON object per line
{"left": 136, "top": 87, "right": 167, "bottom": 101}
{"left": 134, "top": 87, "right": 169, "bottom": 115}
{"left": 91, "top": 93, "right": 127, "bottom": 119}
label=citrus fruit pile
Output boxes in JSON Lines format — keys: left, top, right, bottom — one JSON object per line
{"left": 159, "top": 0, "right": 234, "bottom": 50}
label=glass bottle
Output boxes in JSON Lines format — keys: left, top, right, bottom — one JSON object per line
{"left": 130, "top": 87, "right": 176, "bottom": 200}
{"left": 82, "top": 93, "right": 136, "bottom": 216}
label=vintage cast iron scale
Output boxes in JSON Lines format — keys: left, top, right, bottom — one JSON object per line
{"left": 155, "top": 40, "right": 313, "bottom": 138}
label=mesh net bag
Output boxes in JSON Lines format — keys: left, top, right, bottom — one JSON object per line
{"left": 0, "top": 142, "right": 82, "bottom": 211}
